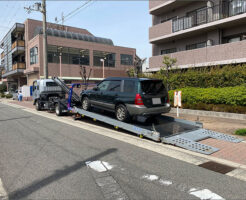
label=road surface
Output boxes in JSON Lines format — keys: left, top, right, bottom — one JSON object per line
{"left": 0, "top": 102, "right": 246, "bottom": 199}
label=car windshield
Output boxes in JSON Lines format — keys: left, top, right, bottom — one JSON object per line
{"left": 141, "top": 80, "right": 166, "bottom": 95}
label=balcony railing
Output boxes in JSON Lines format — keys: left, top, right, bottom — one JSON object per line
{"left": 12, "top": 62, "right": 25, "bottom": 70}
{"left": 11, "top": 40, "right": 25, "bottom": 50}
{"left": 172, "top": 0, "right": 246, "bottom": 32}
{"left": 1, "top": 52, "right": 4, "bottom": 59}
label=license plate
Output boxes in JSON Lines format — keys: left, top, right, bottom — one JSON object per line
{"left": 152, "top": 98, "right": 161, "bottom": 105}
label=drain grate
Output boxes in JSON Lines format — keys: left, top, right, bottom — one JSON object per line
{"left": 199, "top": 161, "right": 235, "bottom": 174}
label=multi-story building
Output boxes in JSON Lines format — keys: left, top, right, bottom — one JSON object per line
{"left": 149, "top": 0, "right": 246, "bottom": 71}
{"left": 0, "top": 19, "right": 136, "bottom": 90}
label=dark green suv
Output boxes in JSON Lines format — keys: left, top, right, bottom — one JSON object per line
{"left": 80, "top": 77, "right": 170, "bottom": 122}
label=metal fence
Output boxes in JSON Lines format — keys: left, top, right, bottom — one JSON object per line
{"left": 172, "top": 0, "right": 246, "bottom": 33}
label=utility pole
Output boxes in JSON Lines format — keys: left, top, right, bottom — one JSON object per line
{"left": 25, "top": 0, "right": 48, "bottom": 79}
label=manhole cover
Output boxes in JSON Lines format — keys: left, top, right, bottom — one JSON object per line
{"left": 199, "top": 161, "right": 235, "bottom": 174}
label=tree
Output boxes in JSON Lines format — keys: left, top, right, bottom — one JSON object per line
{"left": 160, "top": 56, "right": 177, "bottom": 90}
{"left": 126, "top": 56, "right": 146, "bottom": 77}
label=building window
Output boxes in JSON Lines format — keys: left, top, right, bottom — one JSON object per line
{"left": 69, "top": 48, "right": 89, "bottom": 65}
{"left": 47, "top": 45, "right": 89, "bottom": 65}
{"left": 120, "top": 54, "right": 133, "bottom": 65}
{"left": 161, "top": 48, "right": 177, "bottom": 55}
{"left": 186, "top": 42, "right": 206, "bottom": 50}
{"left": 30, "top": 47, "right": 38, "bottom": 65}
{"left": 93, "top": 51, "right": 115, "bottom": 67}
{"left": 47, "top": 45, "right": 58, "bottom": 63}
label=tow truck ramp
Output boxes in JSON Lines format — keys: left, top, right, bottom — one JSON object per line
{"left": 72, "top": 107, "right": 243, "bottom": 155}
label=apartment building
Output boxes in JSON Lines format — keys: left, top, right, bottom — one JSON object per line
{"left": 0, "top": 19, "right": 136, "bottom": 90}
{"left": 149, "top": 0, "right": 246, "bottom": 71}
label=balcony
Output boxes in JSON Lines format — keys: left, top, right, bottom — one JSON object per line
{"left": 12, "top": 40, "right": 25, "bottom": 50}
{"left": 149, "top": 0, "right": 192, "bottom": 15}
{"left": 173, "top": 2, "right": 246, "bottom": 33}
{"left": 149, "top": 40, "right": 246, "bottom": 70}
{"left": 12, "top": 62, "right": 25, "bottom": 70}
{"left": 149, "top": 20, "right": 172, "bottom": 41}
{"left": 150, "top": 1, "right": 246, "bottom": 43}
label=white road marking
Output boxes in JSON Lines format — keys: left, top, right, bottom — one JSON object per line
{"left": 189, "top": 188, "right": 225, "bottom": 200}
{"left": 0, "top": 178, "right": 8, "bottom": 200}
{"left": 86, "top": 161, "right": 114, "bottom": 172}
{"left": 141, "top": 174, "right": 159, "bottom": 181}
{"left": 159, "top": 179, "right": 172, "bottom": 186}
{"left": 102, "top": 161, "right": 114, "bottom": 170}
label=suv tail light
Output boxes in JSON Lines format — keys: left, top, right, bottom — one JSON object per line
{"left": 135, "top": 94, "right": 144, "bottom": 105}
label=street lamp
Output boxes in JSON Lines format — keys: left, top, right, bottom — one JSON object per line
{"left": 58, "top": 47, "right": 63, "bottom": 78}
{"left": 100, "top": 58, "right": 105, "bottom": 78}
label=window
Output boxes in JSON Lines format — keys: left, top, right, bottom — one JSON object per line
{"left": 141, "top": 80, "right": 166, "bottom": 95}
{"left": 186, "top": 42, "right": 206, "bottom": 50}
{"left": 108, "top": 81, "right": 121, "bottom": 92}
{"left": 161, "top": 48, "right": 177, "bottom": 55}
{"left": 123, "top": 80, "right": 135, "bottom": 93}
{"left": 47, "top": 45, "right": 89, "bottom": 65}
{"left": 46, "top": 82, "right": 58, "bottom": 87}
{"left": 47, "top": 45, "right": 58, "bottom": 63}
{"left": 93, "top": 51, "right": 115, "bottom": 67}
{"left": 69, "top": 48, "right": 89, "bottom": 65}
{"left": 121, "top": 54, "right": 133, "bottom": 65}
{"left": 30, "top": 47, "right": 38, "bottom": 65}
{"left": 98, "top": 81, "right": 110, "bottom": 91}
{"left": 229, "top": 0, "right": 246, "bottom": 16}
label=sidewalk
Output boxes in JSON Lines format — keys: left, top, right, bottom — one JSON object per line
{"left": 3, "top": 99, "right": 246, "bottom": 166}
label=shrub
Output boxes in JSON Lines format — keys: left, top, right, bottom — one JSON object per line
{"left": 0, "top": 93, "right": 5, "bottom": 98}
{"left": 169, "top": 86, "right": 246, "bottom": 107}
{"left": 235, "top": 129, "right": 246, "bottom": 136}
{"left": 0, "top": 83, "right": 7, "bottom": 93}
{"left": 142, "top": 65, "right": 246, "bottom": 89}
{"left": 5, "top": 94, "right": 13, "bottom": 98}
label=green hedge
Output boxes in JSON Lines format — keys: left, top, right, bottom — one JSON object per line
{"left": 142, "top": 65, "right": 246, "bottom": 90}
{"left": 5, "top": 94, "right": 13, "bottom": 99}
{"left": 169, "top": 86, "right": 246, "bottom": 106}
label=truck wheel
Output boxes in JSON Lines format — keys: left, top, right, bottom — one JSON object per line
{"left": 115, "top": 104, "right": 130, "bottom": 122}
{"left": 82, "top": 97, "right": 91, "bottom": 111}
{"left": 55, "top": 103, "right": 62, "bottom": 116}
{"left": 35, "top": 100, "right": 41, "bottom": 111}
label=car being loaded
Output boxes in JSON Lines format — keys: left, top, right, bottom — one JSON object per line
{"left": 80, "top": 77, "right": 171, "bottom": 122}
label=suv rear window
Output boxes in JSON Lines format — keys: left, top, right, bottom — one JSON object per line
{"left": 46, "top": 82, "right": 58, "bottom": 87}
{"left": 141, "top": 80, "right": 166, "bottom": 95}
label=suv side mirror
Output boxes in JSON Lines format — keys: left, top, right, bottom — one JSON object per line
{"left": 93, "top": 86, "right": 99, "bottom": 91}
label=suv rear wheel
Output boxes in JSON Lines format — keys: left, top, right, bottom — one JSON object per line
{"left": 115, "top": 104, "right": 130, "bottom": 122}
{"left": 82, "top": 97, "right": 91, "bottom": 111}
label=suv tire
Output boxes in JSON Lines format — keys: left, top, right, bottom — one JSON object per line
{"left": 35, "top": 100, "right": 41, "bottom": 111}
{"left": 115, "top": 104, "right": 130, "bottom": 122}
{"left": 82, "top": 97, "right": 91, "bottom": 111}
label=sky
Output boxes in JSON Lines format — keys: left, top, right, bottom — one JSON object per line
{"left": 0, "top": 0, "right": 152, "bottom": 64}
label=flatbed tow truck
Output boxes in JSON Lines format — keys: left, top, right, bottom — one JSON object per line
{"left": 52, "top": 77, "right": 243, "bottom": 155}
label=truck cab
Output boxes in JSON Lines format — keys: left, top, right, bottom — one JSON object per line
{"left": 32, "top": 79, "right": 65, "bottom": 110}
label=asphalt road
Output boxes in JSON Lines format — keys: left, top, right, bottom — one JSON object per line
{"left": 0, "top": 102, "right": 246, "bottom": 200}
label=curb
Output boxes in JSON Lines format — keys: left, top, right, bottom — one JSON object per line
{"left": 2, "top": 100, "right": 246, "bottom": 182}
{"left": 170, "top": 108, "right": 246, "bottom": 120}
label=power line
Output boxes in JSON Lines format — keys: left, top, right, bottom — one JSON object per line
{"left": 55, "top": 0, "right": 94, "bottom": 24}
